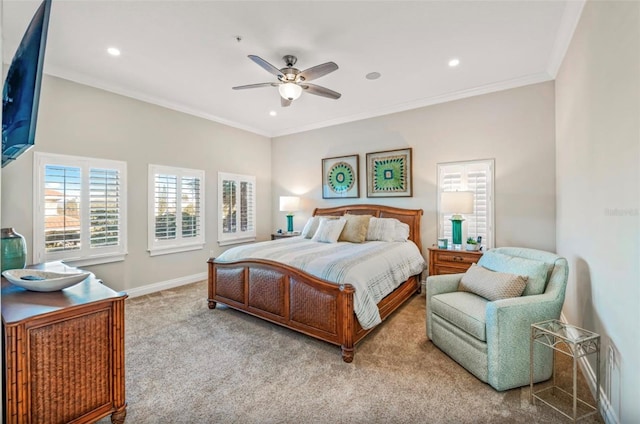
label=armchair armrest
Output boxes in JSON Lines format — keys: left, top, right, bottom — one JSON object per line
{"left": 426, "top": 273, "right": 463, "bottom": 339}
{"left": 485, "top": 292, "right": 564, "bottom": 390}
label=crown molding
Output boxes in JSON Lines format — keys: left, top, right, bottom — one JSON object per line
{"left": 546, "top": 0, "right": 586, "bottom": 78}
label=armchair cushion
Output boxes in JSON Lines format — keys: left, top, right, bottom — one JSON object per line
{"left": 458, "top": 264, "right": 528, "bottom": 301}
{"left": 431, "top": 292, "right": 488, "bottom": 341}
{"left": 477, "top": 251, "right": 551, "bottom": 296}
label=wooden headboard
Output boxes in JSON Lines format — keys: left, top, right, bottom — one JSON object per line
{"left": 313, "top": 204, "right": 423, "bottom": 251}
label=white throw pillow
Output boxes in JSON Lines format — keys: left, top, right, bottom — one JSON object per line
{"left": 366, "top": 217, "right": 408, "bottom": 242}
{"left": 301, "top": 216, "right": 340, "bottom": 239}
{"left": 300, "top": 217, "right": 320, "bottom": 238}
{"left": 312, "top": 218, "right": 347, "bottom": 243}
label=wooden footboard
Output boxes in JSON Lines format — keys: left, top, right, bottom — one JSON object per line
{"left": 208, "top": 258, "right": 420, "bottom": 362}
{"left": 208, "top": 204, "right": 424, "bottom": 362}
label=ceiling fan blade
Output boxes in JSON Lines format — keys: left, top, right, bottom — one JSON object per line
{"left": 298, "top": 62, "right": 338, "bottom": 82}
{"left": 248, "top": 55, "right": 284, "bottom": 79}
{"left": 232, "top": 82, "right": 278, "bottom": 90}
{"left": 301, "top": 83, "right": 341, "bottom": 100}
{"left": 281, "top": 97, "right": 292, "bottom": 107}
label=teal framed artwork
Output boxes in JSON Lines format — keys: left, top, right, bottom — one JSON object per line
{"left": 366, "top": 148, "right": 413, "bottom": 197}
{"left": 322, "top": 154, "right": 359, "bottom": 199}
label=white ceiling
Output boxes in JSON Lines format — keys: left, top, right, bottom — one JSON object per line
{"left": 3, "top": 1, "right": 584, "bottom": 138}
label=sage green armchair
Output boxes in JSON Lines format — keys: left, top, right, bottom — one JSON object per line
{"left": 426, "top": 247, "right": 568, "bottom": 391}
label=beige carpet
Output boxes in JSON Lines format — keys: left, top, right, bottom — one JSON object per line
{"left": 100, "top": 281, "right": 603, "bottom": 423}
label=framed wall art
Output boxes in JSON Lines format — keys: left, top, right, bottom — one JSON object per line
{"left": 322, "top": 154, "right": 359, "bottom": 199}
{"left": 366, "top": 148, "right": 412, "bottom": 197}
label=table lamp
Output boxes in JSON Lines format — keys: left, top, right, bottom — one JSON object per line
{"left": 279, "top": 196, "right": 300, "bottom": 233}
{"left": 441, "top": 191, "right": 474, "bottom": 250}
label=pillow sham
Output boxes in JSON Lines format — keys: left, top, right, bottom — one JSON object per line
{"left": 458, "top": 264, "right": 528, "bottom": 301}
{"left": 338, "top": 214, "right": 372, "bottom": 243}
{"left": 311, "top": 218, "right": 347, "bottom": 243}
{"left": 366, "top": 217, "right": 409, "bottom": 242}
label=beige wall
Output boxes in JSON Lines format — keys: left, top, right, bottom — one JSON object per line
{"left": 556, "top": 1, "right": 640, "bottom": 422}
{"left": 272, "top": 82, "right": 557, "bottom": 254}
{"left": 1, "top": 75, "right": 272, "bottom": 292}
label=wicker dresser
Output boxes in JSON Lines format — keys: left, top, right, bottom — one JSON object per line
{"left": 2, "top": 262, "right": 127, "bottom": 424}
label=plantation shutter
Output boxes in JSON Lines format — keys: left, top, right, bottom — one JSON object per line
{"left": 90, "top": 168, "right": 121, "bottom": 248}
{"left": 154, "top": 174, "right": 178, "bottom": 240}
{"left": 218, "top": 172, "right": 256, "bottom": 245}
{"left": 437, "top": 160, "right": 494, "bottom": 249}
{"left": 148, "top": 165, "right": 205, "bottom": 255}
{"left": 181, "top": 176, "right": 201, "bottom": 238}
{"left": 44, "top": 165, "right": 82, "bottom": 253}
{"left": 35, "top": 152, "right": 127, "bottom": 265}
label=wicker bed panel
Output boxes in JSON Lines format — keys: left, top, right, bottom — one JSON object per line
{"left": 248, "top": 268, "right": 286, "bottom": 317}
{"left": 216, "top": 267, "right": 245, "bottom": 303}
{"left": 290, "top": 278, "right": 338, "bottom": 336}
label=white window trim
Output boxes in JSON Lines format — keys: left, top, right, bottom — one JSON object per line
{"left": 217, "top": 172, "right": 256, "bottom": 246}
{"left": 147, "top": 164, "right": 205, "bottom": 256}
{"left": 33, "top": 152, "right": 128, "bottom": 266}
{"left": 437, "top": 159, "right": 495, "bottom": 249}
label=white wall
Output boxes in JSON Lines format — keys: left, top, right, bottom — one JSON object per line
{"left": 1, "top": 75, "right": 272, "bottom": 292}
{"left": 272, "top": 82, "right": 557, "bottom": 254}
{"left": 556, "top": 1, "right": 640, "bottom": 422}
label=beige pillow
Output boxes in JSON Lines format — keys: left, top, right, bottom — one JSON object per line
{"left": 458, "top": 264, "right": 528, "bottom": 301}
{"left": 311, "top": 218, "right": 347, "bottom": 243}
{"left": 338, "top": 214, "right": 372, "bottom": 243}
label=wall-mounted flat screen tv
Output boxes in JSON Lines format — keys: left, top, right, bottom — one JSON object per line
{"left": 2, "top": 0, "right": 51, "bottom": 168}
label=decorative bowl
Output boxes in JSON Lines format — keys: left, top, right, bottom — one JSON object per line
{"left": 2, "top": 269, "right": 91, "bottom": 292}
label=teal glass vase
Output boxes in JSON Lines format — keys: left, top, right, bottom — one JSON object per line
{"left": 1, "top": 228, "right": 27, "bottom": 272}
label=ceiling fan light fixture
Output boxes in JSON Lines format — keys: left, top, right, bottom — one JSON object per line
{"left": 279, "top": 83, "right": 302, "bottom": 101}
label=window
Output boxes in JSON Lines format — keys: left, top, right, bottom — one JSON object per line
{"left": 437, "top": 159, "right": 494, "bottom": 249}
{"left": 33, "top": 152, "right": 127, "bottom": 266}
{"left": 218, "top": 172, "right": 256, "bottom": 245}
{"left": 148, "top": 165, "right": 205, "bottom": 256}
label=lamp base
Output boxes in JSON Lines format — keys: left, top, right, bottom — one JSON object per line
{"left": 450, "top": 218, "right": 464, "bottom": 250}
{"left": 286, "top": 214, "right": 294, "bottom": 233}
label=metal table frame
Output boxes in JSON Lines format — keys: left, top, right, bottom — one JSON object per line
{"left": 530, "top": 319, "right": 600, "bottom": 422}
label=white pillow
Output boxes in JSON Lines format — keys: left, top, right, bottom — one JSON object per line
{"left": 300, "top": 217, "right": 320, "bottom": 238}
{"left": 300, "top": 216, "right": 339, "bottom": 239}
{"left": 394, "top": 222, "right": 410, "bottom": 242}
{"left": 312, "top": 218, "right": 347, "bottom": 243}
{"left": 366, "top": 217, "right": 409, "bottom": 242}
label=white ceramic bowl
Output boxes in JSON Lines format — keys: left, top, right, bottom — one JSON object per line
{"left": 2, "top": 269, "right": 91, "bottom": 292}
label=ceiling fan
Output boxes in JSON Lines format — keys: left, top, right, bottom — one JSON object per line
{"left": 232, "top": 55, "right": 341, "bottom": 107}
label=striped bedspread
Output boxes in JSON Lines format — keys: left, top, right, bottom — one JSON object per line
{"left": 215, "top": 237, "right": 426, "bottom": 329}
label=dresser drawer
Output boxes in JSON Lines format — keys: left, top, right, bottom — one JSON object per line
{"left": 435, "top": 251, "right": 479, "bottom": 265}
{"left": 428, "top": 248, "right": 483, "bottom": 276}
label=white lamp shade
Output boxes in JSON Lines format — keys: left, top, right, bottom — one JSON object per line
{"left": 279, "top": 196, "right": 300, "bottom": 212}
{"left": 278, "top": 83, "right": 302, "bottom": 101}
{"left": 441, "top": 191, "right": 474, "bottom": 214}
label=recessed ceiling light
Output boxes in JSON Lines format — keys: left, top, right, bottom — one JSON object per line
{"left": 269, "top": 111, "right": 277, "bottom": 117}
{"left": 448, "top": 58, "right": 460, "bottom": 67}
{"left": 366, "top": 72, "right": 381, "bottom": 80}
{"left": 107, "top": 47, "right": 121, "bottom": 57}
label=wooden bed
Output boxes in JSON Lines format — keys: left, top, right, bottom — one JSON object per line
{"left": 207, "top": 204, "right": 423, "bottom": 362}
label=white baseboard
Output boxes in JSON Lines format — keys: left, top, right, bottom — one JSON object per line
{"left": 125, "top": 272, "right": 207, "bottom": 298}
{"left": 559, "top": 313, "right": 619, "bottom": 424}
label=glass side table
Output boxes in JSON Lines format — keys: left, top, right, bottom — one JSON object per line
{"left": 530, "top": 319, "right": 600, "bottom": 422}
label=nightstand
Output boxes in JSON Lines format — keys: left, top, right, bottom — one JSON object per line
{"left": 271, "top": 232, "right": 300, "bottom": 240}
{"left": 428, "top": 247, "right": 483, "bottom": 276}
